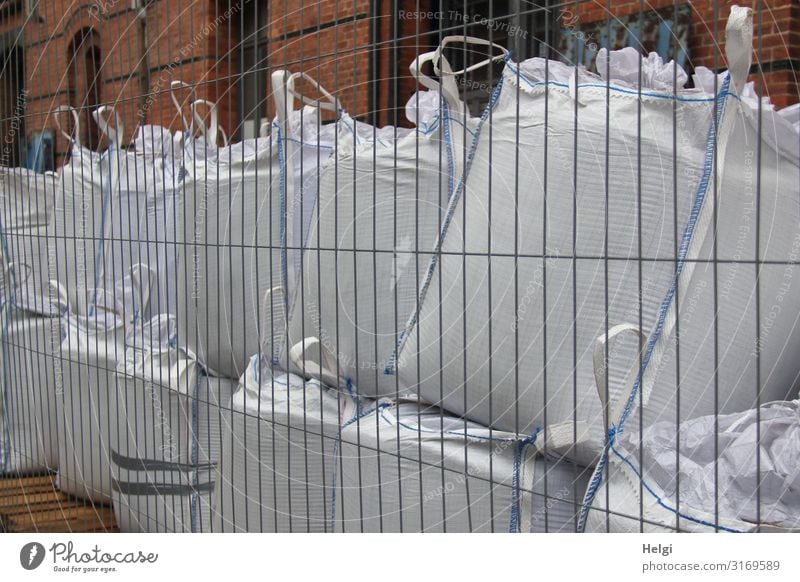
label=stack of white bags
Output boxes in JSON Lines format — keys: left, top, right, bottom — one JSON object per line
{"left": 0, "top": 5, "right": 798, "bottom": 533}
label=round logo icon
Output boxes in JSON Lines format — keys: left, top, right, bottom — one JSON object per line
{"left": 20, "top": 542, "right": 46, "bottom": 570}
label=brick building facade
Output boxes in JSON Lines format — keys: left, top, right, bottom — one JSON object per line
{"left": 0, "top": 0, "right": 797, "bottom": 169}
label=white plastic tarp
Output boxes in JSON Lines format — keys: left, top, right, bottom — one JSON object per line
{"left": 583, "top": 398, "right": 800, "bottom": 532}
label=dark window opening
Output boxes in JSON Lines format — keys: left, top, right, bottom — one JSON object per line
{"left": 69, "top": 28, "right": 102, "bottom": 151}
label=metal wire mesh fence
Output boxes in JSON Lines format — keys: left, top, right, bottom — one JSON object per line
{"left": 0, "top": 0, "right": 798, "bottom": 533}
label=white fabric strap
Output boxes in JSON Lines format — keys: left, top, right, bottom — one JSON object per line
{"left": 191, "top": 99, "right": 219, "bottom": 147}
{"left": 289, "top": 336, "right": 347, "bottom": 389}
{"left": 593, "top": 323, "right": 649, "bottom": 428}
{"left": 409, "top": 50, "right": 463, "bottom": 124}
{"left": 170, "top": 80, "right": 195, "bottom": 136}
{"left": 725, "top": 5, "right": 754, "bottom": 95}
{"left": 517, "top": 444, "right": 537, "bottom": 533}
{"left": 630, "top": 6, "right": 752, "bottom": 433}
{"left": 128, "top": 262, "right": 155, "bottom": 321}
{"left": 433, "top": 36, "right": 509, "bottom": 77}
{"left": 53, "top": 105, "right": 80, "bottom": 146}
{"left": 48, "top": 279, "right": 71, "bottom": 313}
{"left": 259, "top": 285, "right": 287, "bottom": 361}
{"left": 93, "top": 105, "right": 124, "bottom": 145}
{"left": 285, "top": 71, "right": 340, "bottom": 114}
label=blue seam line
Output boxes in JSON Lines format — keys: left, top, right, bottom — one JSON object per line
{"left": 328, "top": 389, "right": 380, "bottom": 530}
{"left": 510, "top": 430, "right": 540, "bottom": 533}
{"left": 276, "top": 126, "right": 289, "bottom": 364}
{"left": 442, "top": 101, "right": 456, "bottom": 202}
{"left": 392, "top": 416, "right": 529, "bottom": 444}
{"left": 385, "top": 408, "right": 540, "bottom": 533}
{"left": 89, "top": 142, "right": 115, "bottom": 317}
{"left": 618, "top": 73, "right": 731, "bottom": 436}
{"left": 503, "top": 61, "right": 742, "bottom": 104}
{"left": 578, "top": 73, "right": 733, "bottom": 531}
{"left": 383, "top": 73, "right": 506, "bottom": 375}
{"left": 189, "top": 369, "right": 202, "bottom": 532}
{"left": 610, "top": 446, "right": 742, "bottom": 533}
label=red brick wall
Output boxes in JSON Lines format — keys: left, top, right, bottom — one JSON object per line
{"left": 567, "top": 0, "right": 799, "bottom": 108}
{"left": 2, "top": 0, "right": 796, "bottom": 165}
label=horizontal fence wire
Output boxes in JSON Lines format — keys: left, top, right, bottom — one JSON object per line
{"left": 0, "top": 0, "right": 797, "bottom": 534}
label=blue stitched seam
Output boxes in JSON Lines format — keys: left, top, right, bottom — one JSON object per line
{"left": 504, "top": 61, "right": 742, "bottom": 104}
{"left": 89, "top": 143, "right": 116, "bottom": 317}
{"left": 578, "top": 74, "right": 733, "bottom": 531}
{"left": 610, "top": 446, "right": 742, "bottom": 533}
{"left": 189, "top": 370, "right": 201, "bottom": 532}
{"left": 276, "top": 127, "right": 290, "bottom": 364}
{"left": 384, "top": 72, "right": 507, "bottom": 375}
{"left": 509, "top": 430, "right": 539, "bottom": 533}
{"left": 328, "top": 390, "right": 384, "bottom": 530}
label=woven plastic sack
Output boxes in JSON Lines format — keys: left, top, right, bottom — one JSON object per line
{"left": 179, "top": 75, "right": 364, "bottom": 379}
{"left": 57, "top": 264, "right": 154, "bottom": 503}
{"left": 0, "top": 164, "right": 57, "bottom": 300}
{"left": 111, "top": 314, "right": 234, "bottom": 532}
{"left": 50, "top": 106, "right": 107, "bottom": 315}
{"left": 0, "top": 266, "right": 65, "bottom": 474}
{"left": 285, "top": 38, "right": 506, "bottom": 398}
{"left": 394, "top": 8, "right": 800, "bottom": 459}
{"left": 212, "top": 349, "right": 362, "bottom": 532}
{"left": 92, "top": 106, "right": 182, "bottom": 320}
{"left": 336, "top": 398, "right": 589, "bottom": 532}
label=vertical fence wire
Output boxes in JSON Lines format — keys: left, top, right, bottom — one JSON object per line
{"left": 0, "top": 0, "right": 796, "bottom": 534}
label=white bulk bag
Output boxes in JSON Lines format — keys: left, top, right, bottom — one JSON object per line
{"left": 0, "top": 166, "right": 57, "bottom": 298}
{"left": 111, "top": 314, "right": 234, "bottom": 532}
{"left": 286, "top": 38, "right": 506, "bottom": 397}
{"left": 93, "top": 106, "right": 181, "bottom": 320}
{"left": 179, "top": 75, "right": 363, "bottom": 379}
{"left": 213, "top": 344, "right": 362, "bottom": 532}
{"left": 51, "top": 106, "right": 107, "bottom": 315}
{"left": 394, "top": 8, "right": 799, "bottom": 452}
{"left": 130, "top": 122, "right": 183, "bottom": 317}
{"left": 0, "top": 266, "right": 65, "bottom": 473}
{"left": 337, "top": 398, "right": 588, "bottom": 532}
{"left": 57, "top": 264, "right": 153, "bottom": 503}
{"left": 582, "top": 396, "right": 800, "bottom": 533}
